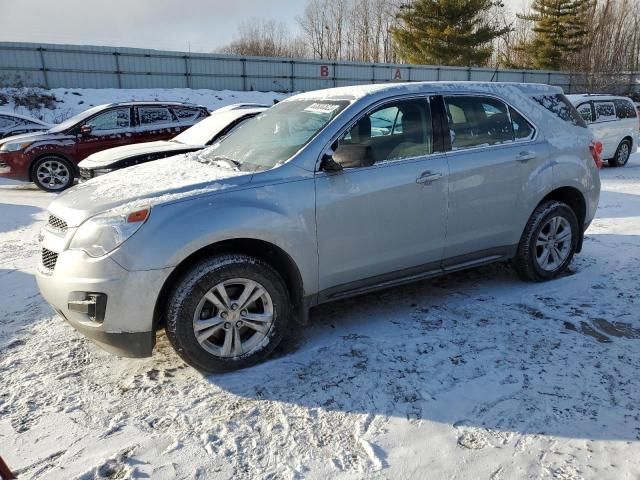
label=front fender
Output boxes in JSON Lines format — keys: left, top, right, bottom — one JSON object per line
{"left": 112, "top": 178, "right": 319, "bottom": 295}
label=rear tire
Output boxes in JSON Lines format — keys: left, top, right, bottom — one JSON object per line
{"left": 165, "top": 254, "right": 291, "bottom": 372}
{"left": 514, "top": 201, "right": 579, "bottom": 282}
{"left": 609, "top": 139, "right": 632, "bottom": 167}
{"left": 32, "top": 156, "right": 74, "bottom": 192}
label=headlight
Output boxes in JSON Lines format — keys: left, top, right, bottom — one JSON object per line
{"left": 92, "top": 168, "right": 114, "bottom": 177}
{"left": 69, "top": 208, "right": 150, "bottom": 257}
{"left": 1, "top": 142, "right": 33, "bottom": 152}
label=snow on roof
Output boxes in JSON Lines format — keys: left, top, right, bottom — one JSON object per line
{"left": 566, "top": 93, "right": 633, "bottom": 103}
{"left": 286, "top": 81, "right": 564, "bottom": 102}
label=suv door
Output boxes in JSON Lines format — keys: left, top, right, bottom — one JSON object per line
{"left": 442, "top": 94, "right": 547, "bottom": 263}
{"left": 592, "top": 101, "right": 618, "bottom": 158}
{"left": 315, "top": 97, "right": 449, "bottom": 295}
{"left": 74, "top": 107, "right": 134, "bottom": 160}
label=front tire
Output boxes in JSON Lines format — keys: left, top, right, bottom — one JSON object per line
{"left": 514, "top": 201, "right": 579, "bottom": 282}
{"left": 32, "top": 156, "right": 74, "bottom": 192}
{"left": 609, "top": 139, "right": 632, "bottom": 167}
{"left": 165, "top": 254, "right": 291, "bottom": 372}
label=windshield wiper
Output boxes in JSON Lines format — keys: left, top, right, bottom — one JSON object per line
{"left": 210, "top": 155, "right": 241, "bottom": 170}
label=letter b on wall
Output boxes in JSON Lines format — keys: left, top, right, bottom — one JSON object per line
{"left": 320, "top": 65, "right": 330, "bottom": 77}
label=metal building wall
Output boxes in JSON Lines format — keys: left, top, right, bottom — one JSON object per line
{"left": 0, "top": 41, "right": 606, "bottom": 94}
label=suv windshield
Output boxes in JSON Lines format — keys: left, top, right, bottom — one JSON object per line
{"left": 48, "top": 105, "right": 109, "bottom": 133}
{"left": 196, "top": 100, "right": 349, "bottom": 172}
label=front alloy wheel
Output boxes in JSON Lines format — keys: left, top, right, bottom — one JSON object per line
{"left": 33, "top": 157, "right": 74, "bottom": 191}
{"left": 166, "top": 254, "right": 291, "bottom": 372}
{"left": 193, "top": 278, "right": 275, "bottom": 358}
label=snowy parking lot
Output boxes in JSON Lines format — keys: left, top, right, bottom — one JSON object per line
{"left": 1, "top": 154, "right": 640, "bottom": 479}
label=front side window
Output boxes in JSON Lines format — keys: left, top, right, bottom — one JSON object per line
{"left": 139, "top": 107, "right": 173, "bottom": 127}
{"left": 445, "top": 96, "right": 513, "bottom": 149}
{"left": 0, "top": 115, "right": 16, "bottom": 129}
{"left": 613, "top": 99, "right": 637, "bottom": 119}
{"left": 576, "top": 103, "right": 593, "bottom": 123}
{"left": 85, "top": 108, "right": 131, "bottom": 131}
{"left": 594, "top": 101, "right": 616, "bottom": 122}
{"left": 332, "top": 99, "right": 433, "bottom": 168}
{"left": 197, "top": 99, "right": 348, "bottom": 173}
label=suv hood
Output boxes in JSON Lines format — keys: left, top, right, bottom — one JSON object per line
{"left": 0, "top": 130, "right": 70, "bottom": 146}
{"left": 49, "top": 155, "right": 250, "bottom": 227}
{"left": 79, "top": 140, "right": 202, "bottom": 168}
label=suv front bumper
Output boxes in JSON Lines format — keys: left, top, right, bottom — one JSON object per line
{"left": 36, "top": 248, "right": 173, "bottom": 357}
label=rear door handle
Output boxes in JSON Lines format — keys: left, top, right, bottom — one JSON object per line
{"left": 515, "top": 151, "right": 537, "bottom": 163}
{"left": 416, "top": 171, "right": 443, "bottom": 185}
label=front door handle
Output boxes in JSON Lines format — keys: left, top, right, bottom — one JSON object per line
{"left": 416, "top": 171, "right": 443, "bottom": 185}
{"left": 515, "top": 151, "right": 537, "bottom": 163}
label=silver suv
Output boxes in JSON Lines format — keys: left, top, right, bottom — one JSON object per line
{"left": 36, "top": 82, "right": 601, "bottom": 372}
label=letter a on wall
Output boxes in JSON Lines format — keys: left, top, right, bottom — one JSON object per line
{"left": 394, "top": 68, "right": 402, "bottom": 80}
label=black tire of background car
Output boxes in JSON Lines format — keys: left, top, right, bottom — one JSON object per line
{"left": 165, "top": 254, "right": 291, "bottom": 373}
{"left": 609, "top": 139, "right": 632, "bottom": 167}
{"left": 32, "top": 156, "right": 75, "bottom": 192}
{"left": 514, "top": 200, "right": 579, "bottom": 282}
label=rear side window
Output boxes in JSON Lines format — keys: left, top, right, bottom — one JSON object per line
{"left": 444, "top": 96, "right": 514, "bottom": 149}
{"left": 532, "top": 94, "right": 587, "bottom": 128}
{"left": 613, "top": 99, "right": 637, "bottom": 119}
{"left": 139, "top": 107, "right": 173, "bottom": 127}
{"left": 594, "top": 101, "right": 616, "bottom": 122}
{"left": 172, "top": 107, "right": 204, "bottom": 122}
{"left": 509, "top": 107, "right": 535, "bottom": 141}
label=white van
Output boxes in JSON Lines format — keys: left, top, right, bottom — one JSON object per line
{"left": 568, "top": 94, "right": 639, "bottom": 167}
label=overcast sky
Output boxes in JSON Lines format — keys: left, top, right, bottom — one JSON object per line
{"left": 0, "top": 0, "right": 531, "bottom": 53}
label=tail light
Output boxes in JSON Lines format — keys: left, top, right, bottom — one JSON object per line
{"left": 589, "top": 141, "right": 604, "bottom": 169}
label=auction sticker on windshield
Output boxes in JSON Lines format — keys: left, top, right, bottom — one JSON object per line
{"left": 303, "top": 103, "right": 341, "bottom": 114}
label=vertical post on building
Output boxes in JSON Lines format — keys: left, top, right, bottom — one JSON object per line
{"left": 184, "top": 55, "right": 191, "bottom": 88}
{"left": 114, "top": 52, "right": 122, "bottom": 89}
{"left": 290, "top": 60, "right": 295, "bottom": 92}
{"left": 38, "top": 47, "right": 49, "bottom": 88}
{"left": 436, "top": 67, "right": 440, "bottom": 81}
{"left": 241, "top": 58, "right": 247, "bottom": 91}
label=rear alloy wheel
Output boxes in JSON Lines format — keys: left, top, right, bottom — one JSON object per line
{"left": 166, "top": 254, "right": 291, "bottom": 372}
{"left": 514, "top": 201, "right": 579, "bottom": 282}
{"left": 609, "top": 139, "right": 631, "bottom": 167}
{"left": 33, "top": 157, "right": 74, "bottom": 192}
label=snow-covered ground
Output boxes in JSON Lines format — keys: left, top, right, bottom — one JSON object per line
{"left": 0, "top": 87, "right": 288, "bottom": 123}
{"left": 1, "top": 150, "right": 640, "bottom": 479}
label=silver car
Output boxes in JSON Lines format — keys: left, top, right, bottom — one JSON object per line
{"left": 36, "top": 82, "right": 601, "bottom": 372}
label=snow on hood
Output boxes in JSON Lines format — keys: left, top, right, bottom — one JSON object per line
{"left": 0, "top": 129, "right": 68, "bottom": 146}
{"left": 79, "top": 140, "right": 197, "bottom": 167}
{"left": 50, "top": 155, "right": 250, "bottom": 226}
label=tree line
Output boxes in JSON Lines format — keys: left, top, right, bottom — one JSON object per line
{"left": 218, "top": 0, "right": 640, "bottom": 84}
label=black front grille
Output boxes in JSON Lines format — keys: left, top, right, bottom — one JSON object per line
{"left": 48, "top": 214, "right": 68, "bottom": 233}
{"left": 41, "top": 248, "right": 58, "bottom": 271}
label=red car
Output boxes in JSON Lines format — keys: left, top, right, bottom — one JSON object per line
{"left": 0, "top": 102, "right": 209, "bottom": 191}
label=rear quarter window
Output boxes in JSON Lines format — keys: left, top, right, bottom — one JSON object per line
{"left": 532, "top": 94, "right": 587, "bottom": 128}
{"left": 613, "top": 99, "right": 637, "bottom": 119}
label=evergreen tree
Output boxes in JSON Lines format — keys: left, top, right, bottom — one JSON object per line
{"left": 391, "top": 0, "right": 511, "bottom": 67}
{"left": 518, "top": 0, "right": 594, "bottom": 70}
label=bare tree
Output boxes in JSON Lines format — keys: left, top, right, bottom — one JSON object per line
{"left": 218, "top": 18, "right": 308, "bottom": 58}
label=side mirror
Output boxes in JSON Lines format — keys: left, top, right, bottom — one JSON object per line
{"left": 320, "top": 148, "right": 343, "bottom": 172}
{"left": 80, "top": 125, "right": 93, "bottom": 136}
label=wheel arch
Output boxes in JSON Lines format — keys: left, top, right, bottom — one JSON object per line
{"left": 153, "top": 238, "right": 307, "bottom": 330}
